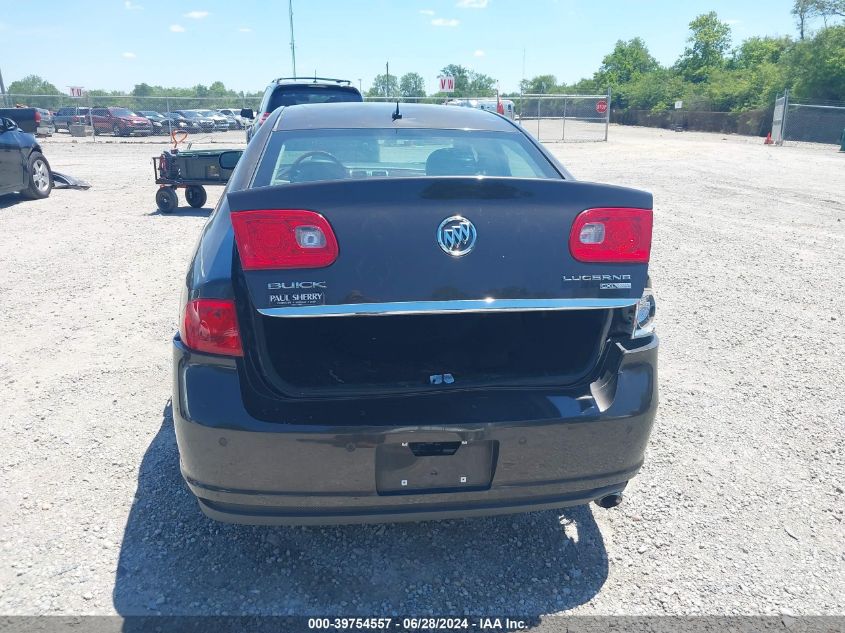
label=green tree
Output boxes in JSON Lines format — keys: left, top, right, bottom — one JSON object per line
{"left": 399, "top": 72, "right": 426, "bottom": 98}
{"left": 7, "top": 74, "right": 63, "bottom": 108}
{"left": 131, "top": 83, "right": 154, "bottom": 97}
{"left": 785, "top": 24, "right": 845, "bottom": 99}
{"left": 817, "top": 0, "right": 845, "bottom": 16}
{"left": 467, "top": 71, "right": 496, "bottom": 96}
{"left": 434, "top": 65, "right": 495, "bottom": 97}
{"left": 730, "top": 36, "right": 792, "bottom": 68}
{"left": 622, "top": 68, "right": 685, "bottom": 111}
{"left": 793, "top": 0, "right": 845, "bottom": 38}
{"left": 594, "top": 38, "right": 659, "bottom": 86}
{"left": 792, "top": 0, "right": 820, "bottom": 38}
{"left": 676, "top": 12, "right": 733, "bottom": 83}
{"left": 438, "top": 64, "right": 470, "bottom": 95}
{"left": 520, "top": 74, "right": 558, "bottom": 94}
{"left": 367, "top": 73, "right": 399, "bottom": 98}
{"left": 8, "top": 74, "right": 61, "bottom": 97}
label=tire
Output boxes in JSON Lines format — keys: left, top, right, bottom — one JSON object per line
{"left": 185, "top": 185, "right": 207, "bottom": 209}
{"left": 155, "top": 187, "right": 179, "bottom": 213}
{"left": 20, "top": 152, "right": 53, "bottom": 200}
{"left": 113, "top": 123, "right": 122, "bottom": 137}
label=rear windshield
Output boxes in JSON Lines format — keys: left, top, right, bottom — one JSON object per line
{"left": 253, "top": 128, "right": 561, "bottom": 187}
{"left": 267, "top": 87, "right": 362, "bottom": 111}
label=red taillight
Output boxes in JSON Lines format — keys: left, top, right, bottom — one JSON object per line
{"left": 180, "top": 299, "right": 243, "bottom": 356}
{"left": 569, "top": 207, "right": 653, "bottom": 263}
{"left": 258, "top": 112, "right": 271, "bottom": 125}
{"left": 34, "top": 110, "right": 41, "bottom": 124}
{"left": 231, "top": 210, "right": 339, "bottom": 270}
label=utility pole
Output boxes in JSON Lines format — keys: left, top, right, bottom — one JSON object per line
{"left": 385, "top": 62, "right": 389, "bottom": 98}
{"left": 0, "top": 66, "right": 8, "bottom": 107}
{"left": 289, "top": 0, "right": 297, "bottom": 76}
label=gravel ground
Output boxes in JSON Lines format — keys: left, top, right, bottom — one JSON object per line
{"left": 0, "top": 125, "right": 842, "bottom": 619}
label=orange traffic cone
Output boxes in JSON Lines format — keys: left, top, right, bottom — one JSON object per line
{"left": 764, "top": 132, "right": 773, "bottom": 145}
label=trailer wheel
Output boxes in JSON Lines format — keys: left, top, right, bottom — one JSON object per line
{"left": 185, "top": 185, "right": 207, "bottom": 209}
{"left": 156, "top": 187, "right": 179, "bottom": 213}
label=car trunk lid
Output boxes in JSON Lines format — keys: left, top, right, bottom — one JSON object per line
{"left": 226, "top": 177, "right": 652, "bottom": 315}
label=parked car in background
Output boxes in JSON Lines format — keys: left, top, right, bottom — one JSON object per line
{"left": 35, "top": 109, "right": 56, "bottom": 134}
{"left": 242, "top": 76, "right": 363, "bottom": 142}
{"left": 163, "top": 112, "right": 201, "bottom": 133}
{"left": 174, "top": 110, "right": 216, "bottom": 133}
{"left": 0, "top": 116, "right": 53, "bottom": 199}
{"left": 197, "top": 109, "right": 230, "bottom": 132}
{"left": 216, "top": 108, "right": 246, "bottom": 129}
{"left": 137, "top": 111, "right": 170, "bottom": 135}
{"left": 54, "top": 106, "right": 90, "bottom": 131}
{"left": 0, "top": 107, "right": 40, "bottom": 134}
{"left": 89, "top": 107, "right": 152, "bottom": 136}
{"left": 172, "top": 102, "right": 658, "bottom": 525}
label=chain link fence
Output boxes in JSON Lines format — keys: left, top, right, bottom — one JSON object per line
{"left": 513, "top": 94, "right": 610, "bottom": 143}
{"left": 366, "top": 93, "right": 611, "bottom": 142}
{"left": 772, "top": 90, "right": 845, "bottom": 145}
{"left": 614, "top": 108, "right": 772, "bottom": 136}
{"left": 6, "top": 91, "right": 609, "bottom": 143}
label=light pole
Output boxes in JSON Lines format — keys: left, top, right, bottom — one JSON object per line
{"left": 289, "top": 0, "right": 297, "bottom": 76}
{"left": 0, "top": 66, "right": 8, "bottom": 107}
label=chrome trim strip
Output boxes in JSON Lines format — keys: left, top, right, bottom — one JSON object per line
{"left": 257, "top": 298, "right": 637, "bottom": 318}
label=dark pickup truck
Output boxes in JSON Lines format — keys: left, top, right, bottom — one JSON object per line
{"left": 0, "top": 108, "right": 41, "bottom": 134}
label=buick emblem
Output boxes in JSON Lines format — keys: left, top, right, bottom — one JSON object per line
{"left": 437, "top": 216, "right": 476, "bottom": 257}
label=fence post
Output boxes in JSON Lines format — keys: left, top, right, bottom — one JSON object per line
{"left": 537, "top": 98, "right": 541, "bottom": 139}
{"left": 780, "top": 89, "right": 789, "bottom": 145}
{"left": 88, "top": 93, "right": 96, "bottom": 142}
{"left": 561, "top": 97, "right": 567, "bottom": 141}
{"left": 605, "top": 86, "right": 611, "bottom": 141}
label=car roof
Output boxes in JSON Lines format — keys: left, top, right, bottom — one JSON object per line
{"left": 271, "top": 76, "right": 352, "bottom": 86}
{"left": 274, "top": 102, "right": 518, "bottom": 132}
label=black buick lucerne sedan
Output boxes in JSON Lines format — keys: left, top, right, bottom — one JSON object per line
{"left": 173, "top": 102, "right": 658, "bottom": 525}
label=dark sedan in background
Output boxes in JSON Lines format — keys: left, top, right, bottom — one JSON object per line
{"left": 174, "top": 110, "right": 216, "bottom": 133}
{"left": 173, "top": 103, "right": 658, "bottom": 525}
{"left": 0, "top": 116, "right": 52, "bottom": 199}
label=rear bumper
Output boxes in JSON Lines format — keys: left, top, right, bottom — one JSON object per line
{"left": 172, "top": 334, "right": 658, "bottom": 525}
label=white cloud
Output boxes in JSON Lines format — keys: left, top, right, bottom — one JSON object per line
{"left": 169, "top": 24, "right": 185, "bottom": 32}
{"left": 419, "top": 9, "right": 435, "bottom": 15}
{"left": 238, "top": 26, "right": 252, "bottom": 32}
{"left": 473, "top": 49, "right": 485, "bottom": 57}
{"left": 184, "top": 10, "right": 209, "bottom": 19}
{"left": 122, "top": 52, "right": 137, "bottom": 59}
{"left": 432, "top": 17, "right": 460, "bottom": 27}
{"left": 124, "top": 0, "right": 143, "bottom": 10}
{"left": 456, "top": 0, "right": 488, "bottom": 8}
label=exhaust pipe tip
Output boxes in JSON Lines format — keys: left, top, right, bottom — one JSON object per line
{"left": 594, "top": 492, "right": 624, "bottom": 509}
